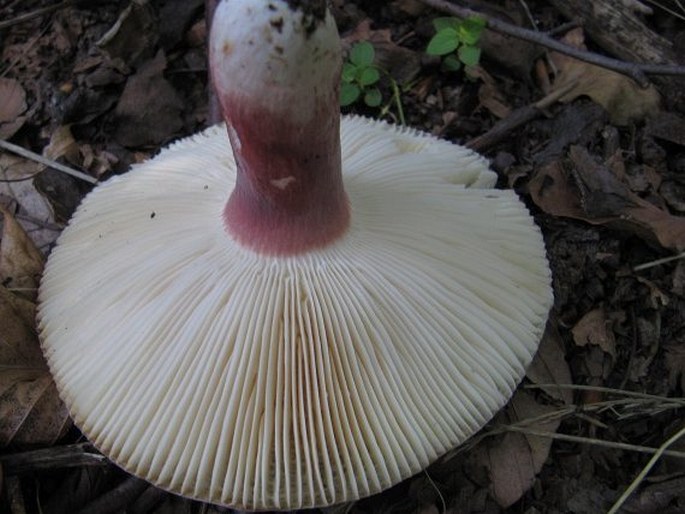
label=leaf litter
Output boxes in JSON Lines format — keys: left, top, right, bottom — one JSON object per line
{"left": 0, "top": 0, "right": 684, "bottom": 512}
{"left": 0, "top": 208, "right": 70, "bottom": 448}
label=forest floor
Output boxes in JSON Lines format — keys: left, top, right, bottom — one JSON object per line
{"left": 1, "top": 0, "right": 685, "bottom": 513}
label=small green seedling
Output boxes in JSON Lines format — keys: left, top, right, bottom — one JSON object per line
{"left": 426, "top": 16, "right": 486, "bottom": 72}
{"left": 340, "top": 41, "right": 382, "bottom": 108}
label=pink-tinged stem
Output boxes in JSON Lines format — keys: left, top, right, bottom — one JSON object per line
{"left": 209, "top": 0, "right": 350, "bottom": 255}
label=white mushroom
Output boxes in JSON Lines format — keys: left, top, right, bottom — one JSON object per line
{"left": 39, "top": 0, "right": 553, "bottom": 510}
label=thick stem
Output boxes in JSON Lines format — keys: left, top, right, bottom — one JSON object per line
{"left": 209, "top": 0, "right": 349, "bottom": 255}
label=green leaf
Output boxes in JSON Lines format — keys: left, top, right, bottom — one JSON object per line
{"left": 340, "top": 83, "right": 361, "bottom": 106}
{"left": 458, "top": 16, "right": 486, "bottom": 45}
{"left": 341, "top": 62, "right": 357, "bottom": 83}
{"left": 358, "top": 67, "right": 380, "bottom": 86}
{"left": 426, "top": 28, "right": 459, "bottom": 56}
{"left": 458, "top": 44, "right": 481, "bottom": 67}
{"left": 349, "top": 41, "right": 375, "bottom": 67}
{"left": 364, "top": 88, "right": 382, "bottom": 107}
{"left": 442, "top": 54, "right": 462, "bottom": 72}
{"left": 432, "top": 17, "right": 460, "bottom": 32}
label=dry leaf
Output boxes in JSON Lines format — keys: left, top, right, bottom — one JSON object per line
{"left": 0, "top": 286, "right": 71, "bottom": 446}
{"left": 391, "top": 0, "right": 427, "bottom": 16}
{"left": 526, "top": 318, "right": 574, "bottom": 404}
{"left": 467, "top": 66, "right": 512, "bottom": 119}
{"left": 572, "top": 307, "right": 616, "bottom": 358}
{"left": 0, "top": 78, "right": 26, "bottom": 123}
{"left": 97, "top": 1, "right": 158, "bottom": 67}
{"left": 0, "top": 206, "right": 45, "bottom": 300}
{"left": 0, "top": 154, "right": 58, "bottom": 251}
{"left": 529, "top": 146, "right": 685, "bottom": 251}
{"left": 0, "top": 208, "right": 67, "bottom": 444}
{"left": 547, "top": 28, "right": 660, "bottom": 125}
{"left": 44, "top": 125, "right": 80, "bottom": 166}
{"left": 113, "top": 50, "right": 184, "bottom": 147}
{"left": 476, "top": 391, "right": 560, "bottom": 508}
{"left": 0, "top": 78, "right": 27, "bottom": 139}
{"left": 646, "top": 111, "right": 685, "bottom": 147}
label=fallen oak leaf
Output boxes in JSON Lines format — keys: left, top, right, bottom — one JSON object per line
{"left": 572, "top": 306, "right": 617, "bottom": 360}
{"left": 113, "top": 50, "right": 184, "bottom": 147}
{"left": 546, "top": 28, "right": 660, "bottom": 125}
{"left": 0, "top": 78, "right": 27, "bottom": 140}
{"left": 0, "top": 286, "right": 70, "bottom": 446}
{"left": 0, "top": 154, "right": 59, "bottom": 252}
{"left": 526, "top": 317, "right": 574, "bottom": 405}
{"left": 0, "top": 78, "right": 26, "bottom": 124}
{"left": 529, "top": 146, "right": 685, "bottom": 252}
{"left": 0, "top": 206, "right": 45, "bottom": 300}
{"left": 474, "top": 391, "right": 560, "bottom": 508}
{"left": 466, "top": 65, "right": 511, "bottom": 119}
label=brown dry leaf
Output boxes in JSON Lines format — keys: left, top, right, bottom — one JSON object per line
{"left": 547, "top": 28, "right": 660, "bottom": 125}
{"left": 476, "top": 391, "right": 560, "bottom": 508}
{"left": 0, "top": 78, "right": 26, "bottom": 123}
{"left": 646, "top": 111, "right": 685, "bottom": 147}
{"left": 467, "top": 66, "right": 512, "bottom": 119}
{"left": 526, "top": 318, "right": 574, "bottom": 405}
{"left": 113, "top": 50, "right": 184, "bottom": 147}
{"left": 0, "top": 286, "right": 71, "bottom": 446}
{"left": 0, "top": 154, "right": 59, "bottom": 252}
{"left": 0, "top": 207, "right": 66, "bottom": 439}
{"left": 0, "top": 78, "right": 27, "bottom": 140}
{"left": 572, "top": 307, "right": 616, "bottom": 359}
{"left": 97, "top": 1, "right": 158, "bottom": 68}
{"left": 391, "top": 0, "right": 427, "bottom": 16}
{"left": 43, "top": 125, "right": 80, "bottom": 166}
{"left": 0, "top": 206, "right": 44, "bottom": 300}
{"left": 529, "top": 146, "right": 685, "bottom": 251}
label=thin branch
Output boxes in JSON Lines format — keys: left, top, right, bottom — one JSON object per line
{"left": 0, "top": 139, "right": 98, "bottom": 185}
{"left": 524, "top": 383, "right": 685, "bottom": 404}
{"left": 607, "top": 424, "right": 685, "bottom": 513}
{"left": 633, "top": 251, "right": 685, "bottom": 271}
{"left": 416, "top": 0, "right": 685, "bottom": 87}
{"left": 466, "top": 78, "right": 578, "bottom": 152}
{"left": 500, "top": 425, "right": 685, "bottom": 460}
{"left": 0, "top": 0, "right": 76, "bottom": 31}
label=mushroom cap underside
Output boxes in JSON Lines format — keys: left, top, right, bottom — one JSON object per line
{"left": 38, "top": 116, "right": 553, "bottom": 510}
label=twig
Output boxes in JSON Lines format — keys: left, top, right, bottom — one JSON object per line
{"left": 415, "top": 0, "right": 685, "bottom": 86}
{"left": 466, "top": 78, "right": 578, "bottom": 152}
{"left": 0, "top": 0, "right": 77, "bottom": 31}
{"left": 0, "top": 139, "right": 98, "bottom": 185}
{"left": 607, "top": 424, "right": 685, "bottom": 514}
{"left": 633, "top": 251, "right": 685, "bottom": 271}
{"left": 644, "top": 0, "right": 685, "bottom": 22}
{"left": 500, "top": 425, "right": 685, "bottom": 460}
{"left": 524, "top": 383, "right": 685, "bottom": 404}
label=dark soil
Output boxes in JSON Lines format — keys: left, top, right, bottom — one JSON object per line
{"left": 1, "top": 0, "right": 685, "bottom": 513}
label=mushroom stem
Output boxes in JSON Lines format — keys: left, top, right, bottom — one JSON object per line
{"left": 209, "top": 0, "right": 349, "bottom": 255}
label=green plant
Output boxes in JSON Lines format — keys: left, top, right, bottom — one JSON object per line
{"left": 340, "top": 41, "right": 382, "bottom": 108}
{"left": 426, "top": 16, "right": 486, "bottom": 72}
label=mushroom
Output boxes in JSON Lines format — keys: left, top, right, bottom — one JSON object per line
{"left": 38, "top": 0, "right": 552, "bottom": 510}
